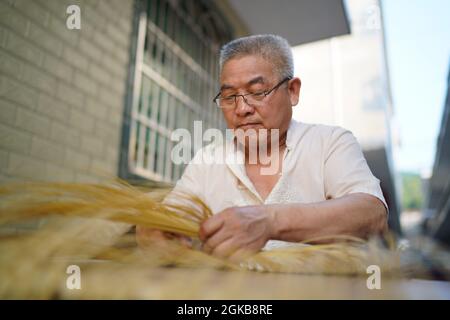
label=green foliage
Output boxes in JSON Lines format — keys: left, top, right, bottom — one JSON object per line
{"left": 401, "top": 172, "right": 423, "bottom": 210}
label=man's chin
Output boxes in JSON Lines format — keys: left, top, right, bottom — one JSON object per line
{"left": 233, "top": 129, "right": 275, "bottom": 150}
{"left": 236, "top": 123, "right": 264, "bottom": 130}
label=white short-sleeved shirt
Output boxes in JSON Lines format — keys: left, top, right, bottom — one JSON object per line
{"left": 169, "top": 119, "right": 388, "bottom": 250}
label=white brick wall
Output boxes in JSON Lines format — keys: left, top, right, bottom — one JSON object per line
{"left": 0, "top": 0, "right": 135, "bottom": 184}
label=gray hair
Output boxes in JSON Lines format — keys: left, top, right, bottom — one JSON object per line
{"left": 219, "top": 34, "right": 294, "bottom": 80}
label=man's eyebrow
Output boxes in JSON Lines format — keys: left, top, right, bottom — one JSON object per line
{"left": 220, "top": 84, "right": 234, "bottom": 91}
{"left": 220, "top": 76, "right": 266, "bottom": 91}
{"left": 247, "top": 76, "right": 266, "bottom": 86}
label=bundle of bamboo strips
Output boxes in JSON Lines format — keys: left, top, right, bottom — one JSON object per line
{"left": 0, "top": 181, "right": 405, "bottom": 299}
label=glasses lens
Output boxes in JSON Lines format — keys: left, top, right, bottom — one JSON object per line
{"left": 224, "top": 97, "right": 236, "bottom": 105}
{"left": 247, "top": 92, "right": 266, "bottom": 104}
{"left": 216, "top": 96, "right": 233, "bottom": 108}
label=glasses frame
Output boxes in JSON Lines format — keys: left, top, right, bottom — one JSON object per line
{"left": 213, "top": 76, "right": 292, "bottom": 109}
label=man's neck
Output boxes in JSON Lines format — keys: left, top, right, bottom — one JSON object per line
{"left": 243, "top": 131, "right": 287, "bottom": 166}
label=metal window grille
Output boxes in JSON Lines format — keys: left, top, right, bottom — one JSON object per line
{"left": 126, "top": 0, "right": 232, "bottom": 183}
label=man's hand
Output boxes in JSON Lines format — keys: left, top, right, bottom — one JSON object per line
{"left": 136, "top": 226, "right": 192, "bottom": 249}
{"left": 199, "top": 206, "right": 276, "bottom": 261}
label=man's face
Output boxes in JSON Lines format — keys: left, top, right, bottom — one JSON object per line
{"left": 219, "top": 55, "right": 301, "bottom": 142}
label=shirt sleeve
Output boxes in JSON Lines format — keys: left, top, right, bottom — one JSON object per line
{"left": 323, "top": 127, "right": 388, "bottom": 213}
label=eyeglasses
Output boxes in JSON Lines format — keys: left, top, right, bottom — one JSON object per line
{"left": 213, "top": 77, "right": 292, "bottom": 109}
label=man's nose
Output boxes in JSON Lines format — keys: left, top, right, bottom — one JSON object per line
{"left": 235, "top": 96, "right": 254, "bottom": 116}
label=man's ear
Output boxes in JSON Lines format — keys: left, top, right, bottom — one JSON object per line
{"left": 289, "top": 77, "right": 301, "bottom": 107}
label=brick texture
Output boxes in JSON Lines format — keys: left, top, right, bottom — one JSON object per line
{"left": 0, "top": 0, "right": 134, "bottom": 184}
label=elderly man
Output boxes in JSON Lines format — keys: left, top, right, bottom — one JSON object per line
{"left": 137, "top": 34, "right": 388, "bottom": 260}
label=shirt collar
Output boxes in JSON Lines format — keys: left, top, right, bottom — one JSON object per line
{"left": 223, "top": 118, "right": 298, "bottom": 203}
{"left": 285, "top": 118, "right": 297, "bottom": 151}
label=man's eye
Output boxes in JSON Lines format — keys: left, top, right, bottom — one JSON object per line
{"left": 252, "top": 91, "right": 265, "bottom": 96}
{"left": 221, "top": 96, "right": 234, "bottom": 104}
{"left": 251, "top": 92, "right": 266, "bottom": 100}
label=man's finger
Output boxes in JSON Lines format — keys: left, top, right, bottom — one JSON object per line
{"left": 199, "top": 215, "right": 224, "bottom": 241}
{"left": 211, "top": 238, "right": 237, "bottom": 259}
{"left": 202, "top": 230, "right": 232, "bottom": 254}
{"left": 173, "top": 233, "right": 193, "bottom": 248}
{"left": 136, "top": 227, "right": 192, "bottom": 249}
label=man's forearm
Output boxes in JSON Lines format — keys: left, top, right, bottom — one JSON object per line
{"left": 267, "top": 193, "right": 388, "bottom": 243}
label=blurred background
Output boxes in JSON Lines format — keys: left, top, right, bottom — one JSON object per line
{"left": 0, "top": 0, "right": 449, "bottom": 246}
